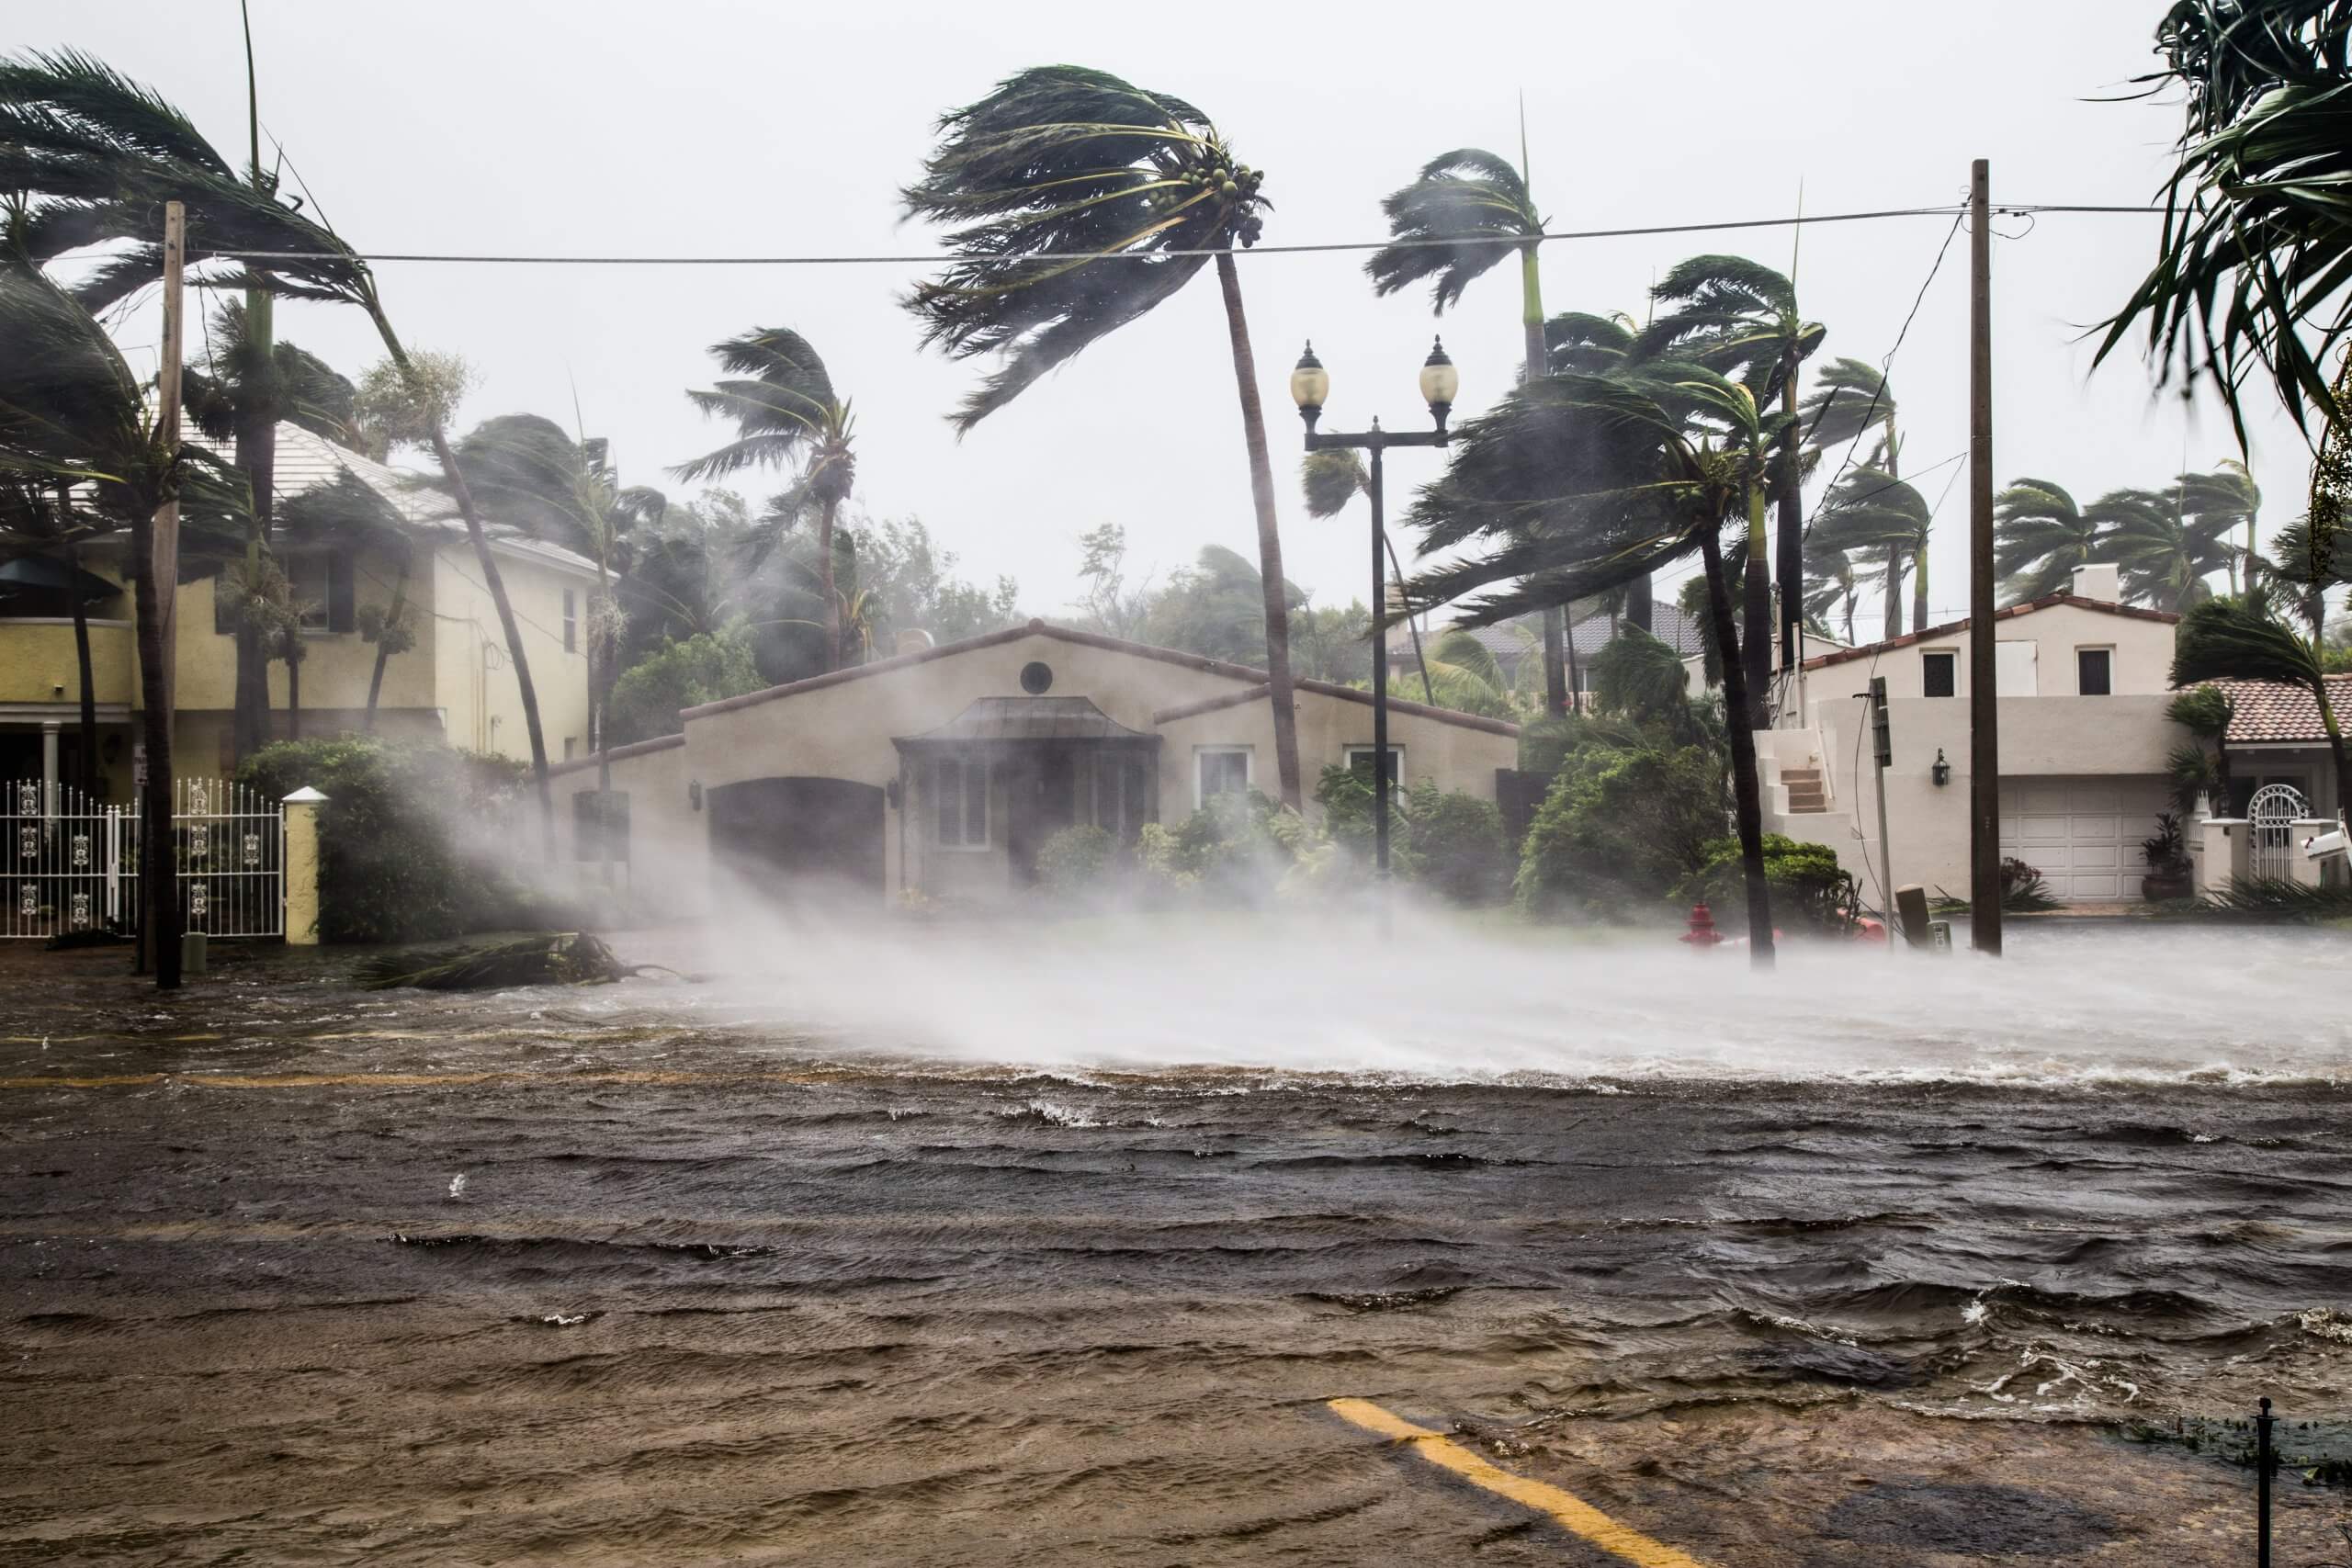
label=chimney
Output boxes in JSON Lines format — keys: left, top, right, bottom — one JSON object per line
{"left": 2069, "top": 562, "right": 2121, "bottom": 603}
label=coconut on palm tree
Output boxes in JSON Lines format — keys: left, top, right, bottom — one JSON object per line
{"left": 900, "top": 66, "right": 1306, "bottom": 809}
{"left": 1367, "top": 142, "right": 1571, "bottom": 713}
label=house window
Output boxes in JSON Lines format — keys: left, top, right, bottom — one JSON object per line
{"left": 2075, "top": 647, "right": 2113, "bottom": 696}
{"left": 1091, "top": 752, "right": 1151, "bottom": 840}
{"left": 288, "top": 550, "right": 355, "bottom": 633}
{"left": 934, "top": 757, "right": 988, "bottom": 849}
{"left": 1344, "top": 744, "right": 1406, "bottom": 800}
{"left": 1196, "top": 747, "right": 1251, "bottom": 806}
{"left": 562, "top": 590, "right": 578, "bottom": 653}
{"left": 1921, "top": 649, "right": 1958, "bottom": 698}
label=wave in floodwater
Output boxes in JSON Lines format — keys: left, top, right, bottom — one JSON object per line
{"left": 590, "top": 915, "right": 2352, "bottom": 1088}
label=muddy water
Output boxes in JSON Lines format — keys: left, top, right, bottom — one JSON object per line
{"left": 1, "top": 930, "right": 2348, "bottom": 1564}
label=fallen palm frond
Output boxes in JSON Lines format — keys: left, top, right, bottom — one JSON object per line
{"left": 358, "top": 931, "right": 667, "bottom": 991}
{"left": 2194, "top": 876, "right": 2352, "bottom": 921}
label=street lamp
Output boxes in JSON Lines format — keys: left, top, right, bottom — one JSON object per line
{"left": 1292, "top": 337, "right": 1457, "bottom": 910}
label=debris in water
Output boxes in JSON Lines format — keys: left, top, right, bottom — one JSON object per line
{"left": 447, "top": 1174, "right": 468, "bottom": 1200}
{"left": 358, "top": 932, "right": 675, "bottom": 991}
{"left": 540, "top": 1313, "right": 592, "bottom": 1327}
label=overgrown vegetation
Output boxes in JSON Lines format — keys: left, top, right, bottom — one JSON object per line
{"left": 1679, "top": 834, "right": 1860, "bottom": 934}
{"left": 605, "top": 627, "right": 764, "bottom": 745}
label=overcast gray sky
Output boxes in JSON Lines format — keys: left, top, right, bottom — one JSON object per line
{"left": 11, "top": 0, "right": 2317, "bottom": 640}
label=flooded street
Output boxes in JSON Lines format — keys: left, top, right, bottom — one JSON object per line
{"left": 3, "top": 923, "right": 2348, "bottom": 1564}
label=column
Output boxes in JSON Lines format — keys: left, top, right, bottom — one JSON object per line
{"left": 282, "top": 785, "right": 327, "bottom": 945}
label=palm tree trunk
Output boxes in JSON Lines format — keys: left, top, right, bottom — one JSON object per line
{"left": 364, "top": 546, "right": 410, "bottom": 729}
{"left": 1776, "top": 364, "right": 1803, "bottom": 671}
{"left": 1742, "top": 487, "right": 1772, "bottom": 729}
{"left": 1624, "top": 581, "right": 1653, "bottom": 634}
{"left": 1520, "top": 252, "right": 1571, "bottom": 717}
{"left": 67, "top": 541, "right": 99, "bottom": 796}
{"left": 1883, "top": 545, "right": 1906, "bottom": 637}
{"left": 1700, "top": 524, "right": 1774, "bottom": 969}
{"left": 365, "top": 304, "right": 555, "bottom": 862}
{"left": 284, "top": 634, "right": 301, "bottom": 742}
{"left": 1213, "top": 250, "right": 1302, "bottom": 811}
{"left": 1380, "top": 531, "right": 1434, "bottom": 705}
{"left": 818, "top": 495, "right": 841, "bottom": 672}
{"left": 128, "top": 508, "right": 181, "bottom": 987}
{"left": 1912, "top": 539, "right": 1930, "bottom": 633}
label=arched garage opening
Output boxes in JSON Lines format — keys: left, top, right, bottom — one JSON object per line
{"left": 707, "top": 777, "right": 884, "bottom": 901}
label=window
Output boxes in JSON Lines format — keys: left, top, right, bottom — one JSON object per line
{"left": 1921, "top": 649, "right": 1957, "bottom": 698}
{"left": 562, "top": 590, "right": 578, "bottom": 653}
{"left": 934, "top": 757, "right": 988, "bottom": 848}
{"left": 1091, "top": 752, "right": 1151, "bottom": 839}
{"left": 1344, "top": 744, "right": 1406, "bottom": 800}
{"left": 288, "top": 550, "right": 355, "bottom": 633}
{"left": 1196, "top": 747, "right": 1251, "bottom": 806}
{"left": 2075, "top": 647, "right": 2113, "bottom": 696}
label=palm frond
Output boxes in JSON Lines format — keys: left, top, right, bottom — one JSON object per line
{"left": 1364, "top": 146, "right": 1539, "bottom": 313}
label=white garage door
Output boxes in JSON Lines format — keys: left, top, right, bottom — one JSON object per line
{"left": 1999, "top": 777, "right": 2170, "bottom": 901}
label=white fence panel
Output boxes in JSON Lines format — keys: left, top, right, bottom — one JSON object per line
{"left": 1, "top": 778, "right": 284, "bottom": 940}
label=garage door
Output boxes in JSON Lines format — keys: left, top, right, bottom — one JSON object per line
{"left": 1999, "top": 777, "right": 2170, "bottom": 901}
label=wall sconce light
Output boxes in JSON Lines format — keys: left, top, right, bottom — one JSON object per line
{"left": 688, "top": 779, "right": 704, "bottom": 811}
{"left": 1930, "top": 749, "right": 1951, "bottom": 787}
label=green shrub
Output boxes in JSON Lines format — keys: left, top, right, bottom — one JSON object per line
{"left": 237, "top": 737, "right": 552, "bottom": 943}
{"left": 1679, "top": 833, "right": 1860, "bottom": 934}
{"left": 1314, "top": 763, "right": 1379, "bottom": 860}
{"left": 605, "top": 626, "right": 764, "bottom": 746}
{"left": 1396, "top": 782, "right": 1511, "bottom": 905}
{"left": 1035, "top": 825, "right": 1116, "bottom": 894}
{"left": 1168, "top": 790, "right": 1306, "bottom": 905}
{"left": 1514, "top": 741, "right": 1725, "bottom": 919}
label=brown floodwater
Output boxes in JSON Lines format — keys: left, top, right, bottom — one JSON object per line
{"left": 1, "top": 931, "right": 2347, "bottom": 1565}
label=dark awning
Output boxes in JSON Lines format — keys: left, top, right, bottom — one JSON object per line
{"left": 0, "top": 555, "right": 120, "bottom": 605}
{"left": 892, "top": 696, "right": 1159, "bottom": 749}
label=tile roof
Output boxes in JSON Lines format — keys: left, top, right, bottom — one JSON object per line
{"left": 1448, "top": 603, "right": 1707, "bottom": 662}
{"left": 2209, "top": 675, "right": 2352, "bottom": 745}
{"left": 1803, "top": 592, "right": 2179, "bottom": 671}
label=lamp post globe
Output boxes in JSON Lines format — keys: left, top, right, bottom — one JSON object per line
{"left": 1290, "top": 343, "right": 1329, "bottom": 430}
{"left": 1419, "top": 337, "right": 1458, "bottom": 426}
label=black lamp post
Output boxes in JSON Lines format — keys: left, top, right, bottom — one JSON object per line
{"left": 1290, "top": 337, "right": 1458, "bottom": 904}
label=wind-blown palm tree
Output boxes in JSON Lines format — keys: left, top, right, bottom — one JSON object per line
{"left": 2101, "top": 485, "right": 2236, "bottom": 610}
{"left": 900, "top": 66, "right": 1305, "bottom": 809}
{"left": 1804, "top": 547, "right": 1866, "bottom": 644}
{"left": 1994, "top": 479, "right": 2104, "bottom": 604}
{"left": 1814, "top": 467, "right": 1933, "bottom": 633}
{"left": 0, "top": 477, "right": 111, "bottom": 791}
{"left": 1637, "top": 255, "right": 1825, "bottom": 712}
{"left": 1544, "top": 310, "right": 1652, "bottom": 632}
{"left": 1799, "top": 356, "right": 1907, "bottom": 635}
{"left": 673, "top": 328, "right": 854, "bottom": 670}
{"left": 1367, "top": 141, "right": 1568, "bottom": 713}
{"left": 2177, "top": 460, "right": 2263, "bottom": 592}
{"left": 1405, "top": 362, "right": 1786, "bottom": 965}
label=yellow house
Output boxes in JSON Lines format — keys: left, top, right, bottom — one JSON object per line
{"left": 0, "top": 423, "right": 596, "bottom": 796}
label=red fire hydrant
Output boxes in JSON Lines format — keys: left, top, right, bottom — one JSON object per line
{"left": 1679, "top": 901, "right": 1724, "bottom": 948}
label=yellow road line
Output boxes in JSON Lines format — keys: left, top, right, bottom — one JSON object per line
{"left": 1327, "top": 1398, "right": 1713, "bottom": 1568}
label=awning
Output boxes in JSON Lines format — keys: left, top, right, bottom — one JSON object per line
{"left": 892, "top": 696, "right": 1160, "bottom": 750}
{"left": 0, "top": 555, "right": 120, "bottom": 606}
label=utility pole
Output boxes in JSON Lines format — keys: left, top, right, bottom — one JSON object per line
{"left": 140, "top": 200, "right": 187, "bottom": 987}
{"left": 1967, "top": 159, "right": 2002, "bottom": 955}
{"left": 1869, "top": 678, "right": 1894, "bottom": 953}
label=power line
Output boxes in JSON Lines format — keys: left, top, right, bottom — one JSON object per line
{"left": 209, "top": 202, "right": 2159, "bottom": 267}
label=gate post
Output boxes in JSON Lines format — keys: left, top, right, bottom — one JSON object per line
{"left": 283, "top": 786, "right": 327, "bottom": 945}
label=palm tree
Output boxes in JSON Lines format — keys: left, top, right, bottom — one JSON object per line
{"left": 2100, "top": 485, "right": 2236, "bottom": 610}
{"left": 900, "top": 66, "right": 1305, "bottom": 809}
{"left": 1814, "top": 467, "right": 1933, "bottom": 633}
{"left": 2177, "top": 460, "right": 2263, "bottom": 592}
{"left": 1636, "top": 256, "right": 1825, "bottom": 715}
{"left": 1367, "top": 142, "right": 1568, "bottom": 714}
{"left": 673, "top": 328, "right": 854, "bottom": 670}
{"left": 1799, "top": 357, "right": 1907, "bottom": 635}
{"left": 1405, "top": 362, "right": 1785, "bottom": 965}
{"left": 2097, "top": 0, "right": 2352, "bottom": 446}
{"left": 1804, "top": 547, "right": 1864, "bottom": 644}
{"left": 0, "top": 477, "right": 110, "bottom": 791}
{"left": 2174, "top": 588, "right": 2348, "bottom": 811}
{"left": 1994, "top": 479, "right": 2103, "bottom": 604}
{"left": 1544, "top": 310, "right": 1652, "bottom": 633}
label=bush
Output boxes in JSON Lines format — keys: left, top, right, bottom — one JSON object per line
{"left": 1396, "top": 782, "right": 1512, "bottom": 904}
{"left": 1515, "top": 741, "right": 1725, "bottom": 919}
{"left": 1679, "top": 833, "right": 1860, "bottom": 934}
{"left": 1035, "top": 825, "right": 1116, "bottom": 894}
{"left": 605, "top": 626, "right": 764, "bottom": 746}
{"left": 237, "top": 736, "right": 551, "bottom": 943}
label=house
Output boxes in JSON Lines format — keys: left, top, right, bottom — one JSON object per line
{"left": 1755, "top": 564, "right": 2188, "bottom": 905}
{"left": 1446, "top": 601, "right": 1708, "bottom": 704}
{"left": 0, "top": 423, "right": 597, "bottom": 795}
{"left": 548, "top": 620, "right": 1520, "bottom": 909}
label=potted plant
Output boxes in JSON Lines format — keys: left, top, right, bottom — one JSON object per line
{"left": 2142, "top": 813, "right": 2194, "bottom": 901}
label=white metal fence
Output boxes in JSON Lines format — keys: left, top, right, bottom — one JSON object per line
{"left": 2248, "top": 783, "right": 2312, "bottom": 883}
{"left": 0, "top": 778, "right": 283, "bottom": 941}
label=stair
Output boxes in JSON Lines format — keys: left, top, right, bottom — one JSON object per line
{"left": 1780, "top": 765, "right": 1829, "bottom": 814}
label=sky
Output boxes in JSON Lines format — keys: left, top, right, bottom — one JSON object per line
{"left": 8, "top": 0, "right": 2320, "bottom": 644}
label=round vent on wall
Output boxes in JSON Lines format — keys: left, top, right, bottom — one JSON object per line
{"left": 1019, "top": 661, "right": 1054, "bottom": 694}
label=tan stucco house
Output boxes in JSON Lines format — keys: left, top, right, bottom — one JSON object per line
{"left": 548, "top": 621, "right": 1520, "bottom": 909}
{"left": 0, "top": 423, "right": 597, "bottom": 795}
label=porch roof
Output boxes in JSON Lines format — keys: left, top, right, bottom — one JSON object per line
{"left": 892, "top": 696, "right": 1159, "bottom": 749}
{"left": 2209, "top": 675, "right": 2352, "bottom": 745}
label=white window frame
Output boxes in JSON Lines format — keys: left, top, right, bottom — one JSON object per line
{"left": 1920, "top": 648, "right": 1960, "bottom": 699}
{"left": 561, "top": 589, "right": 578, "bottom": 653}
{"left": 933, "top": 756, "right": 989, "bottom": 851}
{"left": 2074, "top": 644, "right": 2115, "bottom": 696}
{"left": 1342, "top": 743, "right": 1408, "bottom": 800}
{"left": 1193, "top": 746, "right": 1253, "bottom": 808}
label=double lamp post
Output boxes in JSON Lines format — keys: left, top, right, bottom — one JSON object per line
{"left": 1288, "top": 337, "right": 1459, "bottom": 895}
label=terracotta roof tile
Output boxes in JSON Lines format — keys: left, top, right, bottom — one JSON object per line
{"left": 2209, "top": 675, "right": 2352, "bottom": 745}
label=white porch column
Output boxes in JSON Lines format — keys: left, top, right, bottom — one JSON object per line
{"left": 40, "top": 720, "right": 59, "bottom": 813}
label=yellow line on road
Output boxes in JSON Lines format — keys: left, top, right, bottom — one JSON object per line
{"left": 1327, "top": 1398, "right": 1714, "bottom": 1568}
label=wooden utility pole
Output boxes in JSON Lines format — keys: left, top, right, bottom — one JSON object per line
{"left": 1967, "top": 160, "right": 2002, "bottom": 955}
{"left": 140, "top": 200, "right": 187, "bottom": 987}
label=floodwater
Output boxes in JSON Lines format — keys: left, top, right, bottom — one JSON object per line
{"left": 2, "top": 919, "right": 2348, "bottom": 1565}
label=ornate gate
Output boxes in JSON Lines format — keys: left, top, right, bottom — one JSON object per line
{"left": 0, "top": 779, "right": 283, "bottom": 940}
{"left": 2247, "top": 782, "right": 2311, "bottom": 883}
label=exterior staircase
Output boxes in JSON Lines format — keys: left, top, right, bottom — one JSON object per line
{"left": 1779, "top": 764, "right": 1829, "bottom": 814}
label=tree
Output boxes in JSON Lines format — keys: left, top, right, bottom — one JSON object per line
{"left": 1804, "top": 547, "right": 1864, "bottom": 644}
{"left": 1145, "top": 544, "right": 1300, "bottom": 668}
{"left": 0, "top": 477, "right": 108, "bottom": 791}
{"left": 1813, "top": 467, "right": 1933, "bottom": 631}
{"left": 2173, "top": 590, "right": 2348, "bottom": 810}
{"left": 1544, "top": 310, "right": 1652, "bottom": 633}
{"left": 1404, "top": 363, "right": 1785, "bottom": 964}
{"left": 901, "top": 66, "right": 1306, "bottom": 809}
{"left": 2177, "top": 460, "right": 2263, "bottom": 592}
{"left": 2100, "top": 485, "right": 2236, "bottom": 610}
{"left": 673, "top": 327, "right": 855, "bottom": 671}
{"left": 1072, "top": 522, "right": 1155, "bottom": 641}
{"left": 1799, "top": 356, "right": 1906, "bottom": 635}
{"left": 605, "top": 627, "right": 763, "bottom": 745}
{"left": 1296, "top": 446, "right": 1435, "bottom": 702}
{"left": 855, "top": 513, "right": 1021, "bottom": 648}
{"left": 2097, "top": 0, "right": 2352, "bottom": 446}
{"left": 1636, "top": 255, "right": 1825, "bottom": 713}
{"left": 1367, "top": 142, "right": 1568, "bottom": 714}
{"left": 1994, "top": 479, "right": 2104, "bottom": 604}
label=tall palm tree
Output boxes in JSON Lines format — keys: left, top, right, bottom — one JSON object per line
{"left": 1799, "top": 356, "right": 1906, "bottom": 635}
{"left": 1405, "top": 362, "right": 1785, "bottom": 965}
{"left": 1636, "top": 256, "right": 1825, "bottom": 716}
{"left": 2098, "top": 0, "right": 2352, "bottom": 446}
{"left": 900, "top": 66, "right": 1305, "bottom": 809}
{"left": 2099, "top": 485, "right": 2236, "bottom": 610}
{"left": 673, "top": 328, "right": 854, "bottom": 670}
{"left": 1994, "top": 479, "right": 2103, "bottom": 604}
{"left": 1804, "top": 547, "right": 1864, "bottom": 645}
{"left": 1367, "top": 142, "right": 1568, "bottom": 714}
{"left": 2177, "top": 459, "right": 2262, "bottom": 592}
{"left": 1543, "top": 310, "right": 1652, "bottom": 632}
{"left": 1814, "top": 467, "right": 1933, "bottom": 633}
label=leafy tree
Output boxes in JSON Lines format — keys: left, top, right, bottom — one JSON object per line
{"left": 1396, "top": 780, "right": 1512, "bottom": 904}
{"left": 605, "top": 627, "right": 763, "bottom": 745}
{"left": 1145, "top": 544, "right": 1303, "bottom": 669}
{"left": 854, "top": 513, "right": 1020, "bottom": 648}
{"left": 1515, "top": 739, "right": 1726, "bottom": 919}
{"left": 348, "top": 351, "right": 474, "bottom": 461}
{"left": 901, "top": 65, "right": 1306, "bottom": 809}
{"left": 1589, "top": 626, "right": 1695, "bottom": 733}
{"left": 1071, "top": 522, "right": 1155, "bottom": 641}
